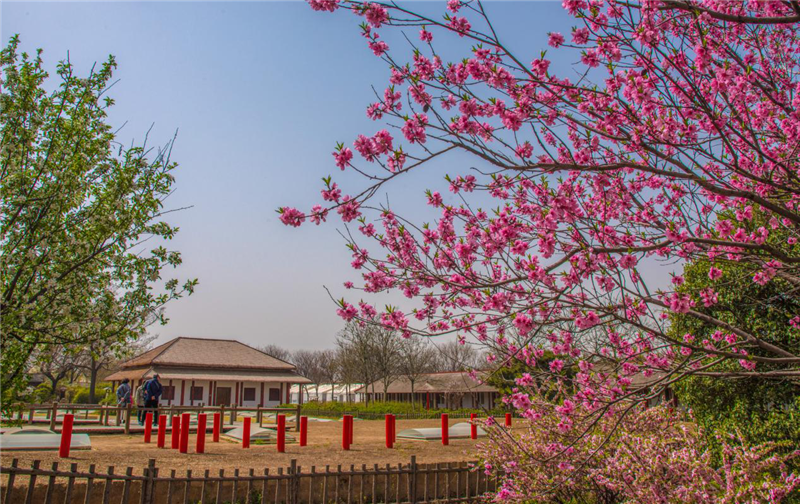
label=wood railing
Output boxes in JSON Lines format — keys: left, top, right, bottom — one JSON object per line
{"left": 4, "top": 403, "right": 302, "bottom": 433}
{"left": 1, "top": 456, "right": 495, "bottom": 504}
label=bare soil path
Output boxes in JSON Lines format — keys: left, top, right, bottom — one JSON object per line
{"left": 1, "top": 419, "right": 482, "bottom": 474}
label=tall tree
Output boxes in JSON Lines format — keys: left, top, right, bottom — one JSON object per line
{"left": 336, "top": 321, "right": 382, "bottom": 405}
{"left": 33, "top": 345, "right": 77, "bottom": 401}
{"left": 396, "top": 336, "right": 437, "bottom": 407}
{"left": 0, "top": 37, "right": 196, "bottom": 408}
{"left": 434, "top": 341, "right": 484, "bottom": 372}
{"left": 283, "top": 0, "right": 800, "bottom": 498}
{"left": 258, "top": 344, "right": 293, "bottom": 363}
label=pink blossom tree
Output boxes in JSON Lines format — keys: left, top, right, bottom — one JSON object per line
{"left": 282, "top": 0, "right": 800, "bottom": 498}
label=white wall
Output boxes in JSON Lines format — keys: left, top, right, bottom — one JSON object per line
{"left": 156, "top": 379, "right": 288, "bottom": 406}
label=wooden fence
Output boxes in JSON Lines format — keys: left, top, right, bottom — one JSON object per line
{"left": 5, "top": 403, "right": 302, "bottom": 433}
{"left": 1, "top": 456, "right": 495, "bottom": 504}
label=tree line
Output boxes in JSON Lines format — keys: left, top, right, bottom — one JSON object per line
{"left": 260, "top": 321, "right": 485, "bottom": 406}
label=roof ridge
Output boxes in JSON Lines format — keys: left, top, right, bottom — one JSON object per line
{"left": 121, "top": 339, "right": 179, "bottom": 367}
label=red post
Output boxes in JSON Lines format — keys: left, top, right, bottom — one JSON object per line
{"left": 213, "top": 412, "right": 221, "bottom": 442}
{"left": 277, "top": 414, "right": 286, "bottom": 452}
{"left": 348, "top": 414, "right": 354, "bottom": 445}
{"left": 342, "top": 415, "right": 350, "bottom": 450}
{"left": 179, "top": 413, "right": 190, "bottom": 453}
{"left": 157, "top": 415, "right": 167, "bottom": 448}
{"left": 171, "top": 415, "right": 181, "bottom": 449}
{"left": 243, "top": 416, "right": 251, "bottom": 449}
{"left": 441, "top": 413, "right": 449, "bottom": 446}
{"left": 385, "top": 414, "right": 393, "bottom": 449}
{"left": 197, "top": 414, "right": 207, "bottom": 454}
{"left": 58, "top": 414, "right": 74, "bottom": 458}
{"left": 470, "top": 413, "right": 477, "bottom": 440}
{"left": 299, "top": 416, "right": 307, "bottom": 447}
{"left": 505, "top": 413, "right": 512, "bottom": 427}
{"left": 144, "top": 413, "right": 153, "bottom": 443}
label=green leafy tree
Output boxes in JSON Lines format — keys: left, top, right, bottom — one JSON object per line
{"left": 1, "top": 36, "right": 197, "bottom": 410}
{"left": 670, "top": 213, "right": 800, "bottom": 461}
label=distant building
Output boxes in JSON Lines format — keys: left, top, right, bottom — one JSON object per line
{"left": 289, "top": 383, "right": 364, "bottom": 404}
{"left": 355, "top": 371, "right": 500, "bottom": 410}
{"left": 106, "top": 337, "right": 311, "bottom": 407}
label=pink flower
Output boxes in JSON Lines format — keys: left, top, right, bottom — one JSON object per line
{"left": 708, "top": 267, "right": 723, "bottom": 280}
{"left": 549, "top": 359, "right": 564, "bottom": 373}
{"left": 619, "top": 254, "right": 638, "bottom": 269}
{"left": 279, "top": 207, "right": 305, "bottom": 227}
{"left": 419, "top": 28, "right": 433, "bottom": 43}
{"left": 402, "top": 114, "right": 428, "bottom": 143}
{"left": 364, "top": 3, "right": 388, "bottom": 27}
{"left": 700, "top": 288, "right": 718, "bottom": 307}
{"left": 309, "top": 205, "right": 328, "bottom": 225}
{"left": 667, "top": 293, "right": 694, "bottom": 313}
{"left": 333, "top": 147, "right": 353, "bottom": 170}
{"left": 448, "top": 16, "right": 471, "bottom": 36}
{"left": 548, "top": 32, "right": 565, "bottom": 47}
{"left": 308, "top": 0, "right": 338, "bottom": 12}
{"left": 336, "top": 302, "right": 358, "bottom": 321}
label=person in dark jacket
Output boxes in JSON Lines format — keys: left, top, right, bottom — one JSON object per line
{"left": 116, "top": 379, "right": 131, "bottom": 407}
{"left": 144, "top": 374, "right": 163, "bottom": 426}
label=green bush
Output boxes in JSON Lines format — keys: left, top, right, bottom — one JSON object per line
{"left": 286, "top": 400, "right": 508, "bottom": 419}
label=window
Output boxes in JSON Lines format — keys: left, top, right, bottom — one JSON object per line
{"left": 268, "top": 388, "right": 281, "bottom": 402}
{"left": 162, "top": 386, "right": 175, "bottom": 401}
{"left": 243, "top": 387, "right": 256, "bottom": 401}
{"left": 190, "top": 386, "right": 203, "bottom": 401}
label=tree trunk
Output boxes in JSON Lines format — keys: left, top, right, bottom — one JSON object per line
{"left": 88, "top": 356, "right": 98, "bottom": 404}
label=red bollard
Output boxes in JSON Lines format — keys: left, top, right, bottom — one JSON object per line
{"left": 213, "top": 412, "right": 221, "bottom": 442}
{"left": 179, "top": 413, "right": 190, "bottom": 453}
{"left": 59, "top": 414, "right": 74, "bottom": 458}
{"left": 470, "top": 413, "right": 478, "bottom": 440}
{"left": 157, "top": 415, "right": 167, "bottom": 448}
{"left": 197, "top": 414, "right": 207, "bottom": 454}
{"left": 299, "top": 416, "right": 307, "bottom": 447}
{"left": 243, "top": 416, "right": 251, "bottom": 449}
{"left": 505, "top": 413, "right": 512, "bottom": 427}
{"left": 144, "top": 413, "right": 153, "bottom": 443}
{"left": 385, "top": 414, "right": 393, "bottom": 449}
{"left": 342, "top": 415, "right": 350, "bottom": 450}
{"left": 348, "top": 414, "right": 354, "bottom": 445}
{"left": 277, "top": 414, "right": 286, "bottom": 452}
{"left": 171, "top": 415, "right": 181, "bottom": 449}
{"left": 441, "top": 414, "right": 449, "bottom": 446}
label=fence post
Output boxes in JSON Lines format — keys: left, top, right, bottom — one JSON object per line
{"left": 142, "top": 458, "right": 156, "bottom": 504}
{"left": 290, "top": 459, "right": 299, "bottom": 504}
{"left": 125, "top": 404, "right": 132, "bottom": 434}
{"left": 410, "top": 455, "right": 417, "bottom": 504}
{"left": 49, "top": 402, "right": 58, "bottom": 431}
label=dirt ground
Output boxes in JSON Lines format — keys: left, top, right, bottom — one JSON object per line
{"left": 1, "top": 419, "right": 482, "bottom": 474}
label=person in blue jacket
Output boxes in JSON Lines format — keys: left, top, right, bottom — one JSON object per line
{"left": 144, "top": 374, "right": 163, "bottom": 426}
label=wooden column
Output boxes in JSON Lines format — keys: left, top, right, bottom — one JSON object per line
{"left": 285, "top": 382, "right": 290, "bottom": 404}
{"left": 235, "top": 381, "right": 240, "bottom": 406}
{"left": 168, "top": 379, "right": 173, "bottom": 406}
{"left": 260, "top": 383, "right": 264, "bottom": 407}
{"left": 190, "top": 380, "right": 195, "bottom": 406}
{"left": 180, "top": 380, "right": 186, "bottom": 406}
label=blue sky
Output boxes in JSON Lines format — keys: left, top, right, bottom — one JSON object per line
{"left": 2, "top": 1, "right": 578, "bottom": 351}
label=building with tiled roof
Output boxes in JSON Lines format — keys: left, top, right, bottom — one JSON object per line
{"left": 355, "top": 371, "right": 500, "bottom": 410}
{"left": 106, "top": 337, "right": 311, "bottom": 407}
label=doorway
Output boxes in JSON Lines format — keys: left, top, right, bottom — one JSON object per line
{"left": 215, "top": 387, "right": 231, "bottom": 406}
